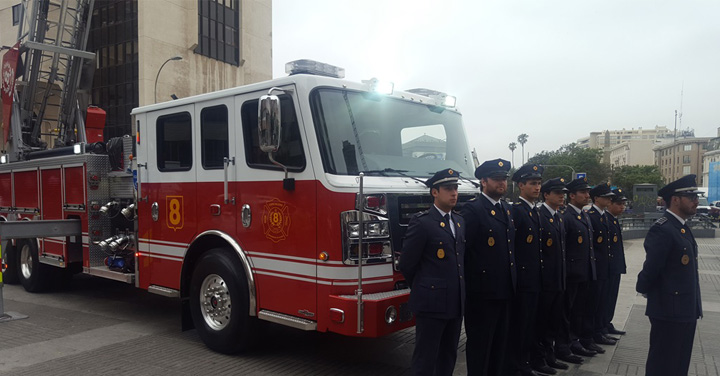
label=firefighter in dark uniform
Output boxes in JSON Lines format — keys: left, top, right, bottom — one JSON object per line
{"left": 461, "top": 158, "right": 516, "bottom": 376}
{"left": 532, "top": 178, "right": 578, "bottom": 371}
{"left": 398, "top": 168, "right": 466, "bottom": 376}
{"left": 507, "top": 164, "right": 544, "bottom": 376}
{"left": 637, "top": 174, "right": 703, "bottom": 376}
{"left": 605, "top": 188, "right": 627, "bottom": 337}
{"left": 557, "top": 177, "right": 598, "bottom": 360}
{"left": 585, "top": 183, "right": 617, "bottom": 353}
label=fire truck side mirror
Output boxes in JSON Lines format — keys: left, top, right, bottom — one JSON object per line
{"left": 258, "top": 94, "right": 282, "bottom": 153}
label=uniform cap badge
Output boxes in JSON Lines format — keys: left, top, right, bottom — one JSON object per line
{"left": 533, "top": 166, "right": 538, "bottom": 171}
{"left": 578, "top": 236, "right": 583, "bottom": 244}
{"left": 488, "top": 237, "right": 495, "bottom": 246}
{"left": 681, "top": 254, "right": 689, "bottom": 265}
{"left": 546, "top": 238, "right": 553, "bottom": 247}
{"left": 437, "top": 249, "right": 445, "bottom": 259}
{"left": 448, "top": 169, "right": 454, "bottom": 175}
{"left": 498, "top": 161, "right": 503, "bottom": 167}
{"left": 560, "top": 178, "right": 565, "bottom": 182}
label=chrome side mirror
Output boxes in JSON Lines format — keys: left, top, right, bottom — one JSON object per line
{"left": 258, "top": 94, "right": 282, "bottom": 153}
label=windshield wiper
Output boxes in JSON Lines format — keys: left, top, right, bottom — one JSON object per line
{"left": 361, "top": 168, "right": 426, "bottom": 184}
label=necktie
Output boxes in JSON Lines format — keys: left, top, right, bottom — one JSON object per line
{"left": 444, "top": 214, "right": 455, "bottom": 237}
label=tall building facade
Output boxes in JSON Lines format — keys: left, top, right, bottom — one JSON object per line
{"left": 654, "top": 137, "right": 713, "bottom": 185}
{"left": 1, "top": 0, "right": 272, "bottom": 140}
{"left": 577, "top": 126, "right": 675, "bottom": 149}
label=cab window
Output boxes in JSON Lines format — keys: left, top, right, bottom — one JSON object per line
{"left": 157, "top": 112, "right": 192, "bottom": 171}
{"left": 200, "top": 105, "right": 229, "bottom": 170}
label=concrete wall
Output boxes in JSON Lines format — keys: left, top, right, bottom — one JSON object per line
{"left": 137, "top": 0, "right": 272, "bottom": 106}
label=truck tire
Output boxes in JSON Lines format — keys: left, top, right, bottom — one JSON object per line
{"left": 2, "top": 243, "right": 20, "bottom": 284}
{"left": 189, "top": 249, "right": 256, "bottom": 354}
{"left": 18, "top": 239, "right": 51, "bottom": 292}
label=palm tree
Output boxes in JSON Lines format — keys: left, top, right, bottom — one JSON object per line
{"left": 517, "top": 133, "right": 529, "bottom": 165}
{"left": 508, "top": 142, "right": 517, "bottom": 167}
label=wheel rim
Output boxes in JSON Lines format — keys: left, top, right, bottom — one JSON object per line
{"left": 19, "top": 243, "right": 32, "bottom": 280}
{"left": 199, "top": 273, "right": 232, "bottom": 330}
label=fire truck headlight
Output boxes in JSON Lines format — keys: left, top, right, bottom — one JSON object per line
{"left": 73, "top": 143, "right": 85, "bottom": 154}
{"left": 366, "top": 222, "right": 389, "bottom": 237}
{"left": 443, "top": 95, "right": 457, "bottom": 108}
{"left": 0, "top": 155, "right": 7, "bottom": 164}
{"left": 347, "top": 223, "right": 360, "bottom": 238}
{"left": 385, "top": 305, "right": 398, "bottom": 324}
{"left": 362, "top": 194, "right": 387, "bottom": 215}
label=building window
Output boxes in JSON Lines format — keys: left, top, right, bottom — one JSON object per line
{"left": 200, "top": 105, "right": 229, "bottom": 169}
{"left": 683, "top": 144, "right": 692, "bottom": 151}
{"left": 683, "top": 155, "right": 691, "bottom": 164}
{"left": 157, "top": 112, "right": 193, "bottom": 172}
{"left": 12, "top": 4, "right": 21, "bottom": 25}
{"left": 196, "top": 0, "right": 240, "bottom": 66}
{"left": 682, "top": 166, "right": 691, "bottom": 175}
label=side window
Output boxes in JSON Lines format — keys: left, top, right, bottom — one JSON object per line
{"left": 157, "top": 112, "right": 192, "bottom": 171}
{"left": 241, "top": 95, "right": 305, "bottom": 171}
{"left": 201, "top": 105, "right": 229, "bottom": 169}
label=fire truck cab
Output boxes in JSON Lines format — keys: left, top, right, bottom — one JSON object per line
{"left": 2, "top": 59, "right": 479, "bottom": 354}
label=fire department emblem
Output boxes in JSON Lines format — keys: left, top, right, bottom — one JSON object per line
{"left": 166, "top": 196, "right": 184, "bottom": 231}
{"left": 262, "top": 199, "right": 291, "bottom": 243}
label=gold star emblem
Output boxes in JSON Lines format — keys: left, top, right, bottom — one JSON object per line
{"left": 560, "top": 178, "right": 565, "bottom": 182}
{"left": 448, "top": 169, "right": 453, "bottom": 175}
{"left": 498, "top": 161, "right": 504, "bottom": 167}
{"left": 533, "top": 166, "right": 538, "bottom": 171}
{"left": 584, "top": 177, "right": 588, "bottom": 182}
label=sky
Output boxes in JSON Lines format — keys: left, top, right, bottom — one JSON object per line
{"left": 272, "top": 0, "right": 720, "bottom": 166}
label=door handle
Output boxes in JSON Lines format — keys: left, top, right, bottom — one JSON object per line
{"left": 210, "top": 204, "right": 221, "bottom": 216}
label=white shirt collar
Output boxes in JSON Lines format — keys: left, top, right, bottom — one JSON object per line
{"left": 519, "top": 196, "right": 535, "bottom": 208}
{"left": 482, "top": 192, "right": 499, "bottom": 206}
{"left": 568, "top": 203, "right": 583, "bottom": 214}
{"left": 434, "top": 205, "right": 451, "bottom": 219}
{"left": 592, "top": 204, "right": 605, "bottom": 215}
{"left": 666, "top": 209, "right": 686, "bottom": 225}
{"left": 543, "top": 202, "right": 557, "bottom": 216}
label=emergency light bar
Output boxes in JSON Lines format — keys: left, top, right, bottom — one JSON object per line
{"left": 362, "top": 78, "right": 394, "bottom": 95}
{"left": 285, "top": 59, "right": 345, "bottom": 78}
{"left": 407, "top": 88, "right": 457, "bottom": 108}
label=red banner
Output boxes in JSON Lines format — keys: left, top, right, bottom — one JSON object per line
{"left": 1, "top": 42, "right": 21, "bottom": 148}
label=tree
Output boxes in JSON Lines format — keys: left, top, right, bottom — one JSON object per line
{"left": 517, "top": 134, "right": 529, "bottom": 165}
{"left": 528, "top": 143, "right": 611, "bottom": 185}
{"left": 508, "top": 142, "right": 517, "bottom": 167}
{"left": 611, "top": 165, "right": 663, "bottom": 190}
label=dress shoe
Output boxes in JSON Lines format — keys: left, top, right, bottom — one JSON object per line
{"left": 547, "top": 359, "right": 569, "bottom": 370}
{"left": 532, "top": 364, "right": 557, "bottom": 375}
{"left": 594, "top": 335, "right": 617, "bottom": 345}
{"left": 570, "top": 342, "right": 597, "bottom": 357}
{"left": 608, "top": 327, "right": 626, "bottom": 335}
{"left": 581, "top": 341, "right": 606, "bottom": 354}
{"left": 604, "top": 334, "right": 620, "bottom": 341}
{"left": 555, "top": 352, "right": 584, "bottom": 364}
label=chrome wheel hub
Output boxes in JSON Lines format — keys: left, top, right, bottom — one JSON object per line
{"left": 199, "top": 274, "right": 232, "bottom": 330}
{"left": 19, "top": 243, "right": 32, "bottom": 280}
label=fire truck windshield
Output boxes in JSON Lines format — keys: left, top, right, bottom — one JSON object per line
{"left": 310, "top": 88, "right": 474, "bottom": 178}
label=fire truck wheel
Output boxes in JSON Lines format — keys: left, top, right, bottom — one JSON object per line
{"left": 18, "top": 239, "right": 51, "bottom": 292}
{"left": 189, "top": 249, "right": 256, "bottom": 354}
{"left": 2, "top": 243, "right": 20, "bottom": 284}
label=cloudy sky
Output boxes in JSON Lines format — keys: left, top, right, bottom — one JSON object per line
{"left": 272, "top": 0, "right": 720, "bottom": 165}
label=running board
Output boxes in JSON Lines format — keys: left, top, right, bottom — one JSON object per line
{"left": 258, "top": 310, "right": 317, "bottom": 331}
{"left": 148, "top": 285, "right": 179, "bottom": 298}
{"left": 83, "top": 266, "right": 135, "bottom": 284}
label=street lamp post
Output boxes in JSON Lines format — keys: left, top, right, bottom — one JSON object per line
{"left": 154, "top": 56, "right": 183, "bottom": 104}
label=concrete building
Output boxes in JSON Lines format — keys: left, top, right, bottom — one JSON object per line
{"left": 1, "top": 0, "right": 272, "bottom": 139}
{"left": 654, "top": 137, "right": 713, "bottom": 185}
{"left": 577, "top": 126, "right": 675, "bottom": 149}
{"left": 608, "top": 139, "right": 657, "bottom": 168}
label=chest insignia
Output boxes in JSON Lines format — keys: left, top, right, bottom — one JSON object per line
{"left": 440, "top": 221, "right": 445, "bottom": 228}
{"left": 529, "top": 211, "right": 532, "bottom": 217}
{"left": 491, "top": 210, "right": 496, "bottom": 216}
{"left": 457, "top": 222, "right": 461, "bottom": 227}
{"left": 488, "top": 237, "right": 495, "bottom": 247}
{"left": 549, "top": 218, "right": 554, "bottom": 223}
{"left": 526, "top": 235, "right": 533, "bottom": 243}
{"left": 681, "top": 254, "right": 689, "bottom": 265}
{"left": 597, "top": 236, "right": 603, "bottom": 244}
{"left": 546, "top": 238, "right": 553, "bottom": 247}
{"left": 437, "top": 249, "right": 445, "bottom": 259}
{"left": 577, "top": 215, "right": 581, "bottom": 220}
{"left": 613, "top": 235, "right": 618, "bottom": 243}
{"left": 507, "top": 210, "right": 511, "bottom": 216}
{"left": 578, "top": 236, "right": 583, "bottom": 244}
{"left": 680, "top": 228, "right": 686, "bottom": 234}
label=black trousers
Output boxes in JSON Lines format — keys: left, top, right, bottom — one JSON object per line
{"left": 465, "top": 298, "right": 510, "bottom": 376}
{"left": 559, "top": 281, "right": 591, "bottom": 347}
{"left": 589, "top": 278, "right": 609, "bottom": 337}
{"left": 606, "top": 274, "right": 622, "bottom": 330}
{"left": 506, "top": 291, "right": 539, "bottom": 373}
{"left": 646, "top": 317, "right": 696, "bottom": 376}
{"left": 533, "top": 290, "right": 565, "bottom": 364}
{"left": 412, "top": 315, "right": 464, "bottom": 376}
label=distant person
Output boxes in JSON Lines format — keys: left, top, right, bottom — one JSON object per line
{"left": 399, "top": 168, "right": 465, "bottom": 376}
{"left": 605, "top": 188, "right": 628, "bottom": 337}
{"left": 637, "top": 175, "right": 703, "bottom": 376}
{"left": 461, "top": 159, "right": 515, "bottom": 376}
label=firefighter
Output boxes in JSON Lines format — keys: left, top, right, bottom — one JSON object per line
{"left": 399, "top": 168, "right": 466, "bottom": 376}
{"left": 532, "top": 177, "right": 578, "bottom": 371}
{"left": 585, "top": 183, "right": 617, "bottom": 353}
{"left": 605, "top": 188, "right": 627, "bottom": 337}
{"left": 637, "top": 174, "right": 703, "bottom": 376}
{"left": 507, "top": 164, "right": 544, "bottom": 376}
{"left": 461, "top": 158, "right": 516, "bottom": 376}
{"left": 556, "top": 177, "right": 597, "bottom": 359}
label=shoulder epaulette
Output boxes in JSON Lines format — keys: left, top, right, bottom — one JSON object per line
{"left": 451, "top": 209, "right": 464, "bottom": 218}
{"left": 588, "top": 209, "right": 596, "bottom": 214}
{"left": 415, "top": 210, "right": 429, "bottom": 218}
{"left": 654, "top": 217, "right": 667, "bottom": 226}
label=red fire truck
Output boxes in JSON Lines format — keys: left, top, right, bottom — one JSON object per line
{"left": 2, "top": 2, "right": 478, "bottom": 355}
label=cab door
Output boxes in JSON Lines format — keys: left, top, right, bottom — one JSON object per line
{"left": 233, "top": 86, "right": 318, "bottom": 319}
{"left": 194, "top": 98, "right": 237, "bottom": 235}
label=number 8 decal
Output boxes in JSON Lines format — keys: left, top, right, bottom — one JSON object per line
{"left": 166, "top": 196, "right": 184, "bottom": 230}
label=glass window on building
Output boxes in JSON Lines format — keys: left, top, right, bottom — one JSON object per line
{"left": 683, "top": 155, "right": 691, "bottom": 164}
{"left": 12, "top": 4, "right": 21, "bottom": 25}
{"left": 196, "top": 0, "right": 240, "bottom": 66}
{"left": 684, "top": 144, "right": 692, "bottom": 151}
{"left": 682, "top": 166, "right": 691, "bottom": 175}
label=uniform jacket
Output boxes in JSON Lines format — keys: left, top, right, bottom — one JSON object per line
{"left": 563, "top": 206, "right": 597, "bottom": 283}
{"left": 399, "top": 208, "right": 466, "bottom": 319}
{"left": 607, "top": 213, "right": 627, "bottom": 275}
{"left": 460, "top": 195, "right": 516, "bottom": 300}
{"left": 636, "top": 212, "right": 703, "bottom": 322}
{"left": 512, "top": 199, "right": 542, "bottom": 292}
{"left": 539, "top": 204, "right": 566, "bottom": 292}
{"left": 587, "top": 207, "right": 610, "bottom": 280}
